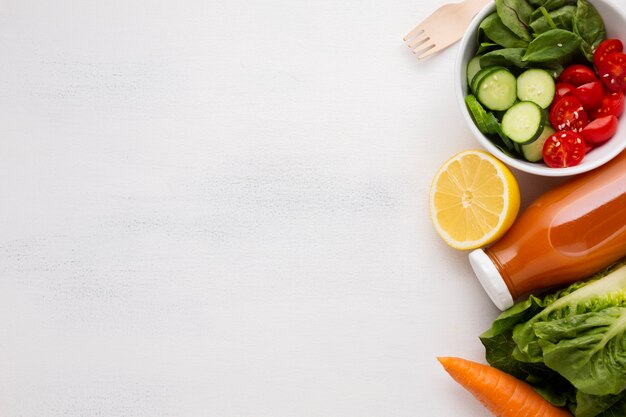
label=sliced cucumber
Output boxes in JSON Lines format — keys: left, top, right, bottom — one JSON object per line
{"left": 467, "top": 56, "right": 482, "bottom": 86}
{"left": 516, "top": 69, "right": 555, "bottom": 109}
{"left": 471, "top": 66, "right": 504, "bottom": 94}
{"left": 520, "top": 124, "right": 555, "bottom": 162}
{"left": 476, "top": 68, "right": 517, "bottom": 111}
{"left": 501, "top": 101, "right": 544, "bottom": 144}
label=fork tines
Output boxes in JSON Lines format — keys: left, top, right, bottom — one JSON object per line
{"left": 403, "top": 25, "right": 437, "bottom": 59}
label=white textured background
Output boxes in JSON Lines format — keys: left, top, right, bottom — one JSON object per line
{"left": 0, "top": 0, "right": 567, "bottom": 416}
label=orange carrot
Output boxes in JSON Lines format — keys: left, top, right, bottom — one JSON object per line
{"left": 437, "top": 356, "right": 572, "bottom": 417}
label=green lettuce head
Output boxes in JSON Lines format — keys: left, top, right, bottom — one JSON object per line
{"left": 480, "top": 260, "right": 626, "bottom": 417}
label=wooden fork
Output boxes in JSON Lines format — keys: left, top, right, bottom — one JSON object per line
{"left": 404, "top": 0, "right": 491, "bottom": 60}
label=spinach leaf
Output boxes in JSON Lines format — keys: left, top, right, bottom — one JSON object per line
{"left": 538, "top": 61, "right": 565, "bottom": 78}
{"left": 530, "top": 5, "right": 576, "bottom": 34}
{"left": 496, "top": 0, "right": 534, "bottom": 41}
{"left": 465, "top": 95, "right": 514, "bottom": 152}
{"left": 522, "top": 28, "right": 580, "bottom": 62}
{"left": 573, "top": 0, "right": 606, "bottom": 61}
{"left": 480, "top": 48, "right": 528, "bottom": 68}
{"left": 530, "top": 0, "right": 577, "bottom": 19}
{"left": 465, "top": 94, "right": 495, "bottom": 134}
{"left": 530, "top": 0, "right": 565, "bottom": 20}
{"left": 489, "top": 118, "right": 515, "bottom": 152}
{"left": 479, "top": 12, "right": 529, "bottom": 48}
{"left": 477, "top": 42, "right": 501, "bottom": 55}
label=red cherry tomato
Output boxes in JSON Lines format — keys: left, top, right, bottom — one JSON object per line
{"left": 549, "top": 95, "right": 589, "bottom": 132}
{"left": 599, "top": 52, "right": 626, "bottom": 92}
{"left": 558, "top": 64, "right": 597, "bottom": 86}
{"left": 594, "top": 39, "right": 624, "bottom": 69}
{"left": 543, "top": 131, "right": 587, "bottom": 168}
{"left": 590, "top": 90, "right": 625, "bottom": 118}
{"left": 571, "top": 81, "right": 604, "bottom": 110}
{"left": 555, "top": 82, "right": 576, "bottom": 101}
{"left": 581, "top": 115, "right": 619, "bottom": 145}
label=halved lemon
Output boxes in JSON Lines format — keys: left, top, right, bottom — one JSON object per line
{"left": 429, "top": 150, "right": 520, "bottom": 250}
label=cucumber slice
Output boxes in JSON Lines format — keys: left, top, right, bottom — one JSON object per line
{"left": 520, "top": 124, "right": 555, "bottom": 162}
{"left": 516, "top": 69, "right": 555, "bottom": 109}
{"left": 476, "top": 68, "right": 517, "bottom": 111}
{"left": 471, "top": 66, "right": 504, "bottom": 95}
{"left": 467, "top": 56, "right": 482, "bottom": 86}
{"left": 501, "top": 101, "right": 544, "bottom": 144}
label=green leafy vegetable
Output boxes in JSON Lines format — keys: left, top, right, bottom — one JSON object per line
{"left": 539, "top": 61, "right": 565, "bottom": 78}
{"left": 527, "top": 0, "right": 544, "bottom": 7}
{"left": 572, "top": 0, "right": 606, "bottom": 61}
{"left": 530, "top": 0, "right": 568, "bottom": 20}
{"left": 522, "top": 28, "right": 581, "bottom": 62}
{"left": 596, "top": 396, "right": 626, "bottom": 417}
{"left": 530, "top": 5, "right": 576, "bottom": 34}
{"left": 574, "top": 391, "right": 626, "bottom": 417}
{"left": 465, "top": 95, "right": 514, "bottom": 152}
{"left": 496, "top": 0, "right": 534, "bottom": 41}
{"left": 480, "top": 48, "right": 528, "bottom": 68}
{"left": 481, "top": 261, "right": 626, "bottom": 417}
{"left": 477, "top": 42, "right": 501, "bottom": 55}
{"left": 513, "top": 267, "right": 626, "bottom": 396}
{"left": 479, "top": 13, "right": 530, "bottom": 47}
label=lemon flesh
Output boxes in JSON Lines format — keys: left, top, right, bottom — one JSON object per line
{"left": 429, "top": 150, "right": 520, "bottom": 250}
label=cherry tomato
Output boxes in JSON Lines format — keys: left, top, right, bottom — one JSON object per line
{"left": 598, "top": 52, "right": 626, "bottom": 92}
{"left": 543, "top": 131, "right": 586, "bottom": 168}
{"left": 549, "top": 95, "right": 589, "bottom": 132}
{"left": 581, "top": 115, "right": 619, "bottom": 145}
{"left": 558, "top": 64, "right": 597, "bottom": 86}
{"left": 571, "top": 81, "right": 604, "bottom": 110}
{"left": 590, "top": 90, "right": 625, "bottom": 118}
{"left": 555, "top": 82, "right": 576, "bottom": 101}
{"left": 594, "top": 39, "right": 624, "bottom": 70}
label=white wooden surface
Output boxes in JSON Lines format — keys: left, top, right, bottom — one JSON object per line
{"left": 0, "top": 0, "right": 567, "bottom": 416}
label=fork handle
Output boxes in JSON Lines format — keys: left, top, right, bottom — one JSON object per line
{"left": 465, "top": 0, "right": 492, "bottom": 10}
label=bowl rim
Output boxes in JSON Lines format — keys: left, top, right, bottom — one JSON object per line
{"left": 454, "top": 0, "right": 626, "bottom": 177}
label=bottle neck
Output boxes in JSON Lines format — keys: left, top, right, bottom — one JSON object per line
{"left": 468, "top": 249, "right": 514, "bottom": 310}
{"left": 483, "top": 248, "right": 518, "bottom": 300}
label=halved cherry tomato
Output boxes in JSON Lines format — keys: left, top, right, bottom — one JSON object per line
{"left": 543, "top": 131, "right": 586, "bottom": 168}
{"left": 581, "top": 115, "right": 619, "bottom": 145}
{"left": 598, "top": 52, "right": 626, "bottom": 92}
{"left": 594, "top": 39, "right": 624, "bottom": 69}
{"left": 590, "top": 90, "right": 625, "bottom": 118}
{"left": 571, "top": 81, "right": 604, "bottom": 110}
{"left": 558, "top": 64, "right": 597, "bottom": 86}
{"left": 549, "top": 95, "right": 589, "bottom": 132}
{"left": 555, "top": 82, "right": 576, "bottom": 101}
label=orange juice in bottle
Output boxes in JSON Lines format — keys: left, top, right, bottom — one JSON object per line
{"left": 469, "top": 150, "right": 626, "bottom": 310}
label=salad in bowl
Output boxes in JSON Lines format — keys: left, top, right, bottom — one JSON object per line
{"left": 456, "top": 0, "right": 626, "bottom": 176}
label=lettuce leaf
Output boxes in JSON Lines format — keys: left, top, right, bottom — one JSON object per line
{"left": 480, "top": 260, "right": 626, "bottom": 417}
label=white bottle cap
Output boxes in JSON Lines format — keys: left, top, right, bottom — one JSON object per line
{"left": 468, "top": 249, "right": 514, "bottom": 311}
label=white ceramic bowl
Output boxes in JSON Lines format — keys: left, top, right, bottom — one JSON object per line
{"left": 456, "top": 0, "right": 626, "bottom": 176}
